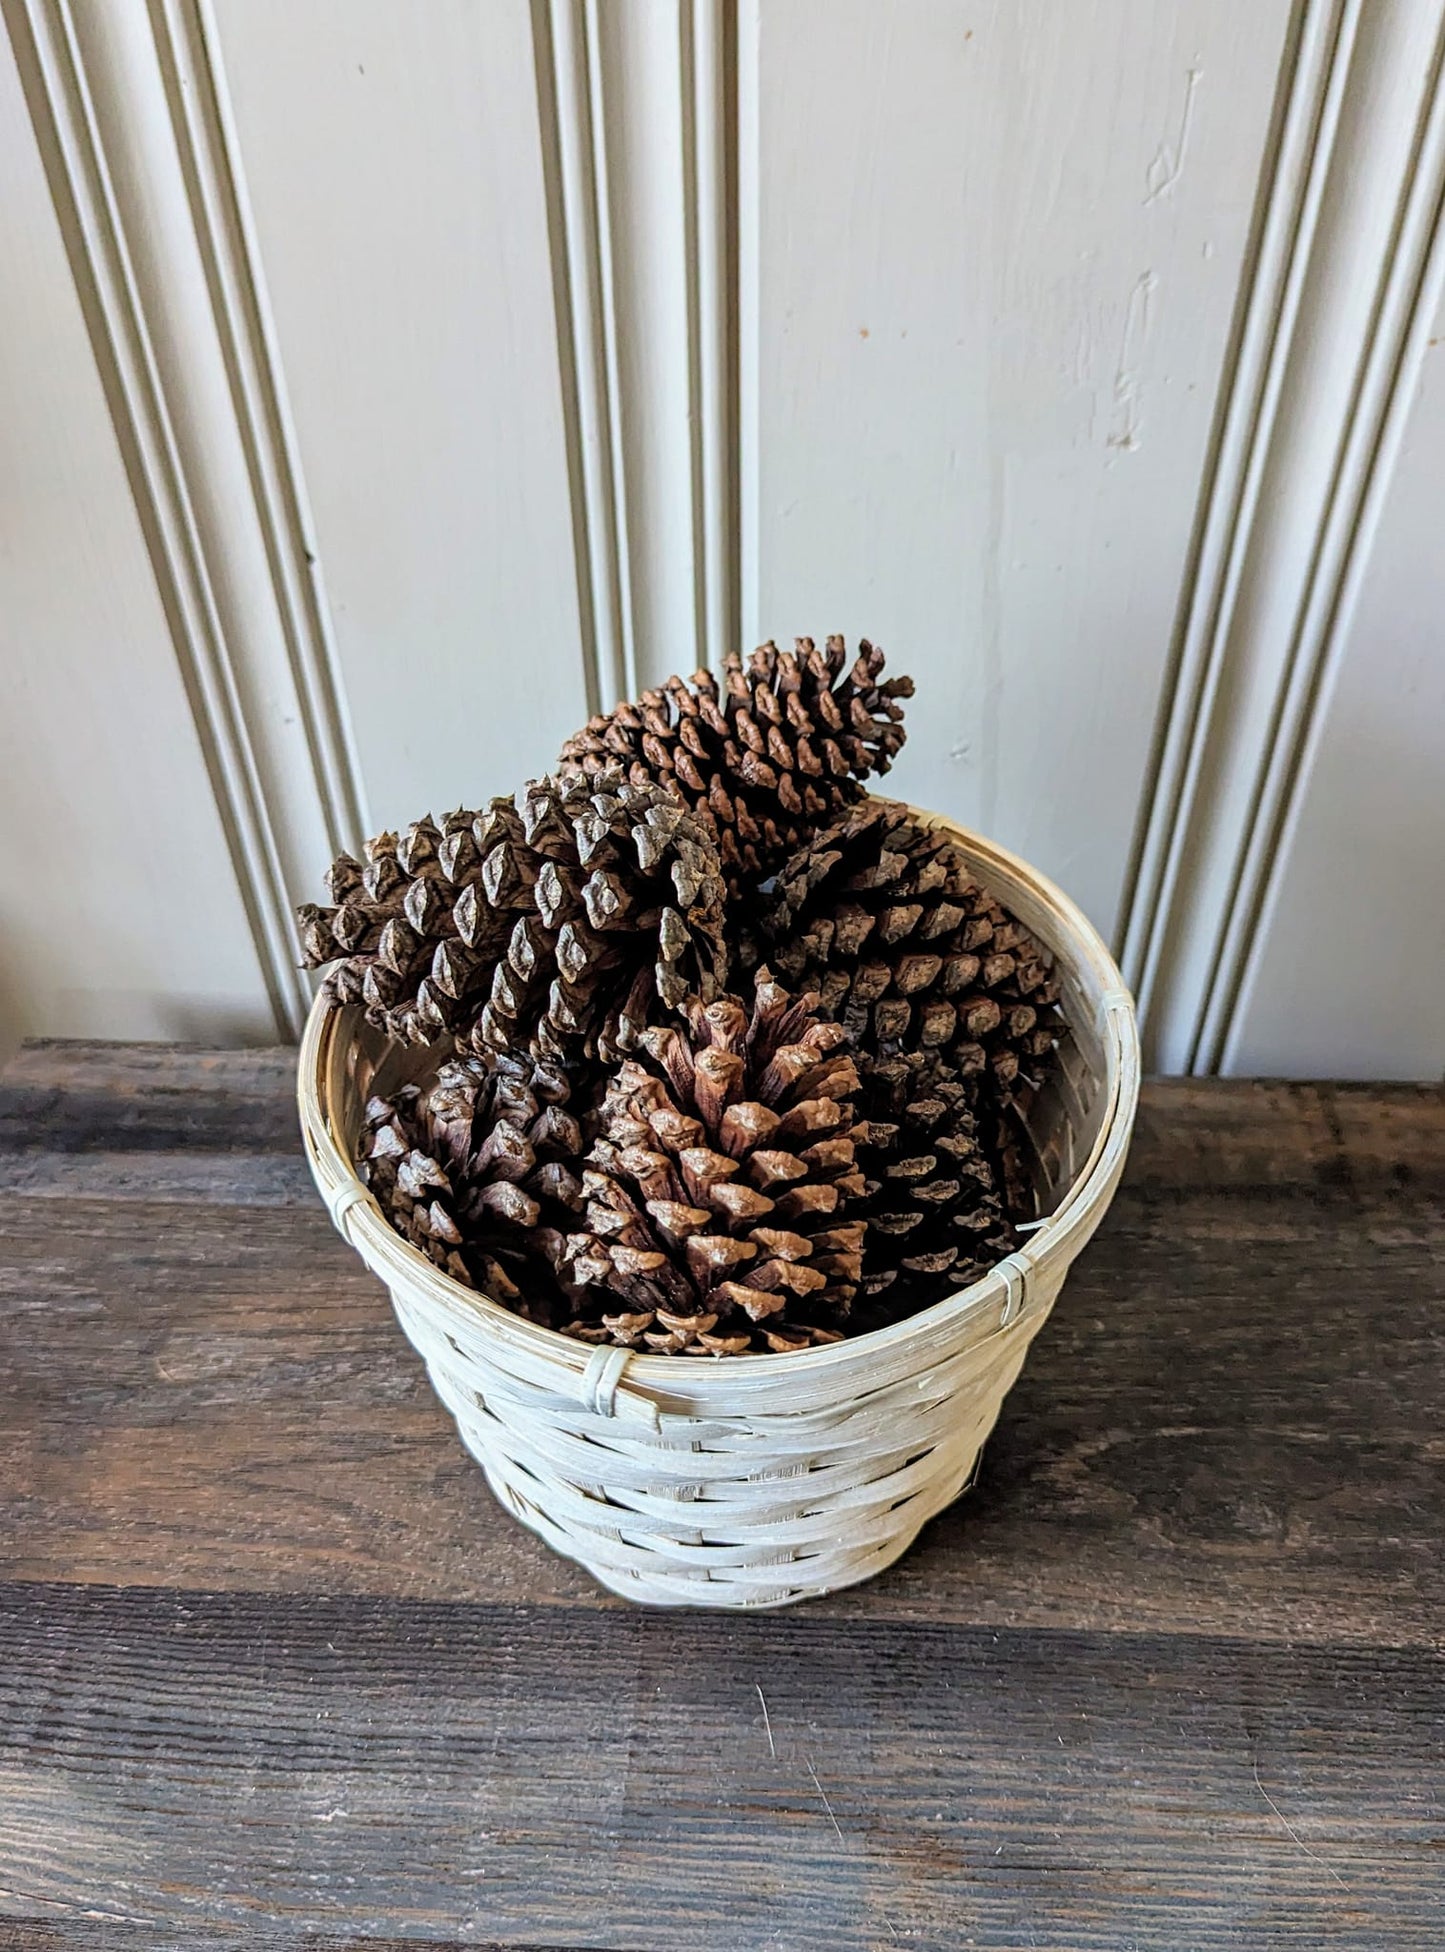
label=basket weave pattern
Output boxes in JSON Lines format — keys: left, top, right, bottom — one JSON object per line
{"left": 300, "top": 810, "right": 1139, "bottom": 1608}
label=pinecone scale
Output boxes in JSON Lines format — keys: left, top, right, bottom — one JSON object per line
{"left": 358, "top": 1051, "right": 590, "bottom": 1325}
{"left": 752, "top": 797, "right": 1063, "bottom": 1100}
{"left": 853, "top": 1049, "right": 1016, "bottom": 1325}
{"left": 300, "top": 772, "right": 728, "bottom": 1063}
{"left": 559, "top": 638, "right": 913, "bottom": 895}
{"left": 559, "top": 979, "right": 869, "bottom": 1354}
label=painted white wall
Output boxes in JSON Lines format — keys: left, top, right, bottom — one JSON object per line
{"left": 741, "top": 0, "right": 1294, "bottom": 945}
{"left": 211, "top": 0, "right": 592, "bottom": 828}
{"left": 1121, "top": 0, "right": 1445, "bottom": 1080}
{"left": 0, "top": 22, "right": 273, "bottom": 1056}
{"left": 1225, "top": 304, "right": 1445, "bottom": 1080}
{"left": 2, "top": 0, "right": 1442, "bottom": 1077}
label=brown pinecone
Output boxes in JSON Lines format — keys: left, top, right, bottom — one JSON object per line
{"left": 358, "top": 1050, "right": 588, "bottom": 1326}
{"left": 853, "top": 1049, "right": 1016, "bottom": 1325}
{"left": 557, "top": 637, "right": 913, "bottom": 897}
{"left": 298, "top": 771, "right": 727, "bottom": 1063}
{"left": 558, "top": 978, "right": 868, "bottom": 1355}
{"left": 751, "top": 797, "right": 1063, "bottom": 1102}
{"left": 976, "top": 1086, "right": 1040, "bottom": 1226}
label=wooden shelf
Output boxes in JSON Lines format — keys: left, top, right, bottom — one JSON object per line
{"left": 1, "top": 1043, "right": 1441, "bottom": 1948}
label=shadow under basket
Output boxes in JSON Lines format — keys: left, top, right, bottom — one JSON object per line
{"left": 299, "top": 805, "right": 1140, "bottom": 1609}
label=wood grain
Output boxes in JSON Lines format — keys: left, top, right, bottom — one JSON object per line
{"left": 0, "top": 1043, "right": 1442, "bottom": 1946}
{"left": 2, "top": 1055, "right": 1440, "bottom": 1644}
{"left": 2, "top": 1585, "right": 1444, "bottom": 1948}
{"left": 0, "top": 1928, "right": 582, "bottom": 1952}
{"left": 0, "top": 1043, "right": 299, "bottom": 1153}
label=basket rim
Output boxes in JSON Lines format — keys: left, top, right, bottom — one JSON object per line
{"left": 298, "top": 802, "right": 1140, "bottom": 1390}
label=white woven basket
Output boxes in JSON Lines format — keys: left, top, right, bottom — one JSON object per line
{"left": 299, "top": 806, "right": 1139, "bottom": 1609}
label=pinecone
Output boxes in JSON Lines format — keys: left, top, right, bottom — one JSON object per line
{"left": 358, "top": 1050, "right": 588, "bottom": 1326}
{"left": 558, "top": 637, "right": 913, "bottom": 897}
{"left": 853, "top": 1049, "right": 1016, "bottom": 1325}
{"left": 558, "top": 978, "right": 869, "bottom": 1355}
{"left": 751, "top": 797, "right": 1063, "bottom": 1102}
{"left": 976, "top": 1087, "right": 1040, "bottom": 1226}
{"left": 298, "top": 771, "right": 727, "bottom": 1063}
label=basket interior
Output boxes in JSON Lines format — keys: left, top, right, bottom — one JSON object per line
{"left": 1008, "top": 948, "right": 1104, "bottom": 1223}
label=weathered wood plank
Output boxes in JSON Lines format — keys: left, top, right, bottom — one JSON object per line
{"left": 0, "top": 1150, "right": 313, "bottom": 1205}
{"left": 0, "top": 1934, "right": 523, "bottom": 1952}
{"left": 0, "top": 1156, "right": 1441, "bottom": 1642}
{"left": 0, "top": 1043, "right": 299, "bottom": 1154}
{"left": 0, "top": 1050, "right": 1441, "bottom": 1639}
{"left": 0, "top": 1047, "right": 1443, "bottom": 1946}
{"left": 1121, "top": 1077, "right": 1445, "bottom": 1194}
{"left": 0, "top": 1583, "right": 1440, "bottom": 1950}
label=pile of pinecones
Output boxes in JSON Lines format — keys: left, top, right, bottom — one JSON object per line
{"left": 299, "top": 638, "right": 1065, "bottom": 1357}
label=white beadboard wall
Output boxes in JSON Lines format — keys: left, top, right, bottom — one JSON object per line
{"left": 1225, "top": 301, "right": 1445, "bottom": 1080}
{"left": 0, "top": 19, "right": 273, "bottom": 1057}
{"left": 740, "top": 0, "right": 1293, "bottom": 946}
{"left": 1121, "top": 0, "right": 1445, "bottom": 1078}
{"left": 209, "top": 0, "right": 591, "bottom": 828}
{"left": 1, "top": 0, "right": 1441, "bottom": 1079}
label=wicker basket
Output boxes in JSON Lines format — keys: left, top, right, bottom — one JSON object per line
{"left": 299, "top": 806, "right": 1139, "bottom": 1608}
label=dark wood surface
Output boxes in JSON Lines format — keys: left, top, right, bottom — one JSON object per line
{"left": 0, "top": 1041, "right": 1441, "bottom": 1950}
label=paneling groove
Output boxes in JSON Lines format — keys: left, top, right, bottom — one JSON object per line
{"left": 532, "top": 0, "right": 631, "bottom": 712}
{"left": 536, "top": 0, "right": 737, "bottom": 704}
{"left": 161, "top": 0, "right": 370, "bottom": 856}
{"left": 736, "top": 0, "right": 760, "bottom": 654}
{"left": 4, "top": 0, "right": 367, "bottom": 1040}
{"left": 1121, "top": 0, "right": 1445, "bottom": 1072}
{"left": 1216, "top": 60, "right": 1445, "bottom": 1075}
{"left": 0, "top": 19, "right": 276, "bottom": 1050}
{"left": 1117, "top": 0, "right": 1359, "bottom": 1042}
{"left": 1222, "top": 274, "right": 1445, "bottom": 1079}
{"left": 687, "top": 0, "right": 738, "bottom": 677}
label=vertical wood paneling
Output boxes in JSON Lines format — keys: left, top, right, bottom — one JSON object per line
{"left": 1222, "top": 291, "right": 1445, "bottom": 1081}
{"left": 5, "top": 0, "right": 371, "bottom": 1035}
{"left": 690, "top": 0, "right": 737, "bottom": 678}
{"left": 535, "top": 0, "right": 736, "bottom": 701}
{"left": 532, "top": 0, "right": 631, "bottom": 712}
{"left": 742, "top": 0, "right": 1293, "bottom": 944}
{"left": 2, "top": 0, "right": 1438, "bottom": 1076}
{"left": 592, "top": 0, "right": 700, "bottom": 687}
{"left": 1122, "top": 0, "right": 1445, "bottom": 1074}
{"left": 0, "top": 24, "right": 273, "bottom": 1051}
{"left": 210, "top": 0, "right": 590, "bottom": 827}
{"left": 1117, "top": 0, "right": 1361, "bottom": 1057}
